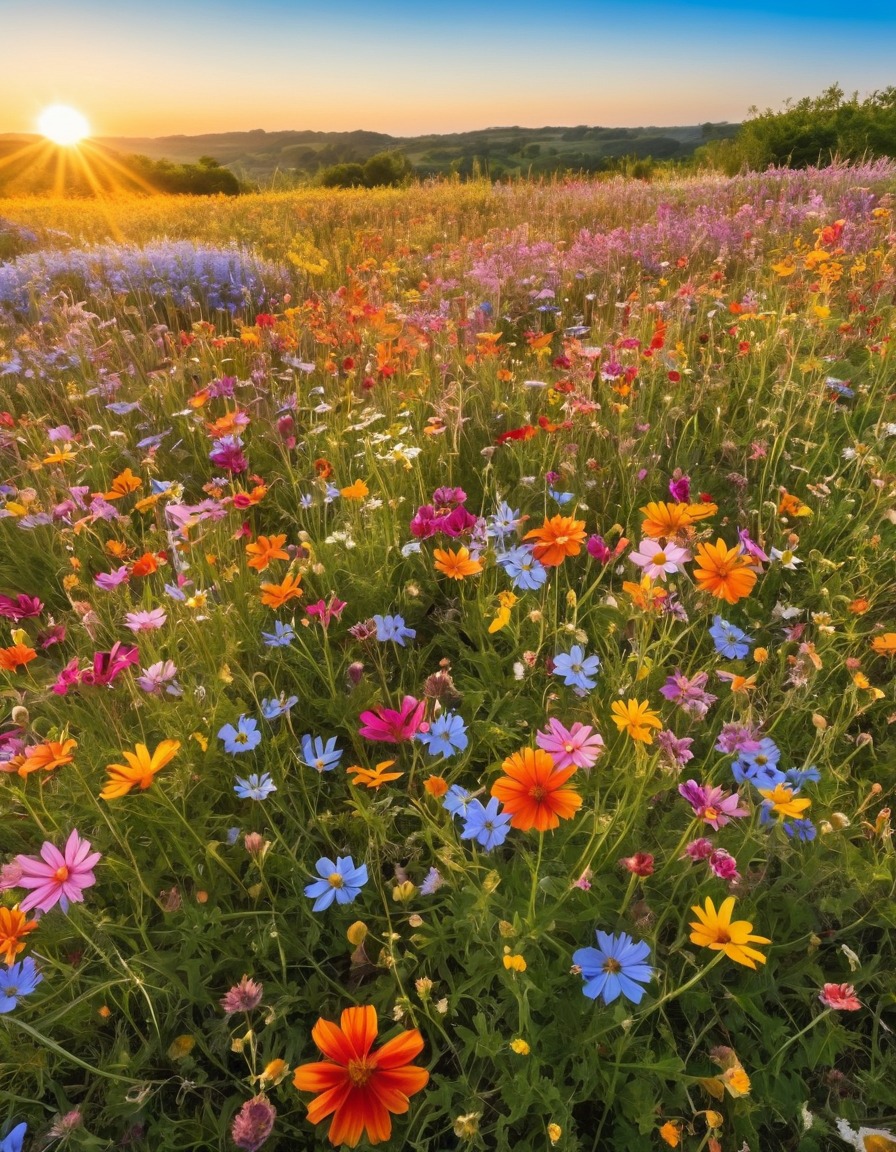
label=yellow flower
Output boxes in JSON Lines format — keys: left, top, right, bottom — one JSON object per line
{"left": 488, "top": 590, "right": 518, "bottom": 633}
{"left": 610, "top": 699, "right": 663, "bottom": 744}
{"left": 167, "top": 1035, "right": 195, "bottom": 1061}
{"left": 757, "top": 784, "right": 812, "bottom": 821}
{"left": 658, "top": 1121, "right": 681, "bottom": 1148}
{"left": 258, "top": 1058, "right": 290, "bottom": 1086}
{"left": 100, "top": 739, "right": 181, "bottom": 800}
{"left": 502, "top": 952, "right": 526, "bottom": 972}
{"left": 509, "top": 1038, "right": 530, "bottom": 1055}
{"left": 722, "top": 1066, "right": 751, "bottom": 1097}
{"left": 689, "top": 896, "right": 770, "bottom": 969}
{"left": 340, "top": 479, "right": 369, "bottom": 500}
{"left": 547, "top": 1123, "right": 562, "bottom": 1146}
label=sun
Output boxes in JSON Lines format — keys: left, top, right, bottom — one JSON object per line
{"left": 37, "top": 105, "right": 90, "bottom": 146}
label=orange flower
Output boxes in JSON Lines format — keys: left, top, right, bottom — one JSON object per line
{"left": 639, "top": 501, "right": 695, "bottom": 539}
{"left": 491, "top": 747, "right": 581, "bottom": 832}
{"left": 130, "top": 552, "right": 159, "bottom": 577}
{"left": 18, "top": 738, "right": 77, "bottom": 778}
{"left": 693, "top": 539, "right": 757, "bottom": 605}
{"left": 433, "top": 546, "right": 483, "bottom": 580}
{"left": 0, "top": 905, "right": 38, "bottom": 965}
{"left": 347, "top": 760, "right": 403, "bottom": 789}
{"left": 848, "top": 598, "right": 870, "bottom": 615}
{"left": 101, "top": 468, "right": 142, "bottom": 500}
{"left": 871, "top": 633, "right": 896, "bottom": 656}
{"left": 523, "top": 515, "right": 587, "bottom": 567}
{"left": 100, "top": 739, "right": 181, "bottom": 800}
{"left": 659, "top": 1121, "right": 682, "bottom": 1148}
{"left": 610, "top": 699, "right": 663, "bottom": 744}
{"left": 246, "top": 534, "right": 289, "bottom": 572}
{"left": 622, "top": 576, "right": 668, "bottom": 611}
{"left": 0, "top": 643, "right": 37, "bottom": 671}
{"left": 260, "top": 573, "right": 303, "bottom": 608}
{"left": 423, "top": 775, "right": 448, "bottom": 798}
{"left": 293, "top": 1005, "right": 429, "bottom": 1148}
{"left": 340, "top": 479, "right": 370, "bottom": 500}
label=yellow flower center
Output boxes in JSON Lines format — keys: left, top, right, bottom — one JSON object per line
{"left": 564, "top": 743, "right": 575, "bottom": 753}
{"left": 555, "top": 535, "right": 568, "bottom": 545}
{"left": 703, "top": 806, "right": 719, "bottom": 821}
{"left": 54, "top": 865, "right": 69, "bottom": 882}
{"left": 347, "top": 1057, "right": 374, "bottom": 1087}
{"left": 328, "top": 873, "right": 345, "bottom": 888}
{"left": 653, "top": 551, "right": 667, "bottom": 565}
{"left": 603, "top": 957, "right": 622, "bottom": 974}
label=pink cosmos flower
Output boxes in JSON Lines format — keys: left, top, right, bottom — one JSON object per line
{"left": 221, "top": 974, "right": 264, "bottom": 1014}
{"left": 94, "top": 566, "right": 130, "bottom": 590}
{"left": 819, "top": 983, "right": 862, "bottom": 1011}
{"left": 124, "top": 608, "right": 167, "bottom": 633}
{"left": 79, "top": 643, "right": 140, "bottom": 688}
{"left": 14, "top": 829, "right": 102, "bottom": 913}
{"left": 629, "top": 538, "right": 691, "bottom": 581}
{"left": 536, "top": 718, "right": 604, "bottom": 771}
{"left": 678, "top": 780, "right": 749, "bottom": 830}
{"left": 358, "top": 696, "right": 425, "bottom": 743}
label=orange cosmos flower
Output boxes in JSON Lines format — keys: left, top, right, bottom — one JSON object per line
{"left": 347, "top": 760, "right": 403, "bottom": 789}
{"left": 293, "top": 1004, "right": 429, "bottom": 1148}
{"left": 260, "top": 573, "right": 303, "bottom": 608}
{"left": 622, "top": 576, "right": 668, "bottom": 611}
{"left": 610, "top": 699, "right": 663, "bottom": 744}
{"left": 523, "top": 515, "right": 587, "bottom": 567}
{"left": 101, "top": 468, "right": 142, "bottom": 500}
{"left": 0, "top": 643, "right": 37, "bottom": 672}
{"left": 100, "top": 739, "right": 181, "bottom": 800}
{"left": 246, "top": 534, "right": 289, "bottom": 572}
{"left": 639, "top": 501, "right": 695, "bottom": 539}
{"left": 17, "top": 737, "right": 77, "bottom": 778}
{"left": 433, "top": 546, "right": 483, "bottom": 580}
{"left": 0, "top": 905, "right": 38, "bottom": 965}
{"left": 130, "top": 552, "right": 160, "bottom": 577}
{"left": 693, "top": 539, "right": 757, "bottom": 605}
{"left": 871, "top": 633, "right": 896, "bottom": 656}
{"left": 491, "top": 747, "right": 581, "bottom": 832}
{"left": 340, "top": 479, "right": 370, "bottom": 500}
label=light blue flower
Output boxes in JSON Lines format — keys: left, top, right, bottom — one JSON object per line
{"left": 234, "top": 773, "right": 277, "bottom": 800}
{"left": 416, "top": 712, "right": 468, "bottom": 758}
{"left": 304, "top": 856, "right": 368, "bottom": 911}
{"left": 442, "top": 784, "right": 473, "bottom": 816}
{"left": 0, "top": 958, "right": 42, "bottom": 1014}
{"left": 262, "top": 620, "right": 295, "bottom": 648}
{"left": 487, "top": 501, "right": 521, "bottom": 541}
{"left": 709, "top": 615, "right": 753, "bottom": 660}
{"left": 299, "top": 734, "right": 343, "bottom": 773}
{"left": 261, "top": 694, "right": 298, "bottom": 720}
{"left": 552, "top": 645, "right": 600, "bottom": 692}
{"left": 0, "top": 1122, "right": 27, "bottom": 1152}
{"left": 459, "top": 797, "right": 511, "bottom": 851}
{"left": 495, "top": 544, "right": 547, "bottom": 591}
{"left": 573, "top": 931, "right": 652, "bottom": 1005}
{"left": 373, "top": 614, "right": 416, "bottom": 646}
{"left": 218, "top": 715, "right": 261, "bottom": 754}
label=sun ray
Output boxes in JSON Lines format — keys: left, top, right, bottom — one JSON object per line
{"left": 69, "top": 147, "right": 126, "bottom": 243}
{"left": 80, "top": 141, "right": 161, "bottom": 196}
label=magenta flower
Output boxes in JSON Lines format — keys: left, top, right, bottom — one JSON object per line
{"left": 629, "top": 538, "right": 691, "bottom": 581}
{"left": 678, "top": 780, "right": 749, "bottom": 830}
{"left": 80, "top": 643, "right": 139, "bottom": 687}
{"left": 0, "top": 593, "right": 43, "bottom": 620}
{"left": 668, "top": 473, "right": 691, "bottom": 503}
{"left": 684, "top": 837, "right": 714, "bottom": 861}
{"left": 358, "top": 696, "right": 425, "bottom": 743}
{"left": 586, "top": 534, "right": 612, "bottom": 563}
{"left": 305, "top": 597, "right": 347, "bottom": 629}
{"left": 124, "top": 608, "right": 167, "bottom": 633}
{"left": 708, "top": 848, "right": 740, "bottom": 881}
{"left": 536, "top": 718, "right": 604, "bottom": 771}
{"left": 14, "top": 829, "right": 102, "bottom": 913}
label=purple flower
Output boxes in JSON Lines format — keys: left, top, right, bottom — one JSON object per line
{"left": 678, "top": 780, "right": 749, "bottom": 830}
{"left": 659, "top": 670, "right": 717, "bottom": 718}
{"left": 668, "top": 473, "right": 691, "bottom": 503}
{"left": 136, "top": 660, "right": 181, "bottom": 696}
{"left": 714, "top": 722, "right": 762, "bottom": 755}
{"left": 220, "top": 975, "right": 264, "bottom": 1014}
{"left": 586, "top": 535, "right": 612, "bottom": 563}
{"left": 208, "top": 435, "right": 247, "bottom": 474}
{"left": 655, "top": 729, "right": 695, "bottom": 768}
{"left": 0, "top": 594, "right": 43, "bottom": 621}
{"left": 94, "top": 566, "right": 130, "bottom": 590}
{"left": 231, "top": 1095, "right": 276, "bottom": 1152}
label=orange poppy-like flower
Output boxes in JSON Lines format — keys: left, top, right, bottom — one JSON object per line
{"left": 433, "top": 546, "right": 483, "bottom": 580}
{"left": 340, "top": 479, "right": 370, "bottom": 500}
{"left": 0, "top": 905, "right": 38, "bottom": 965}
{"left": 610, "top": 699, "right": 663, "bottom": 744}
{"left": 18, "top": 738, "right": 77, "bottom": 778}
{"left": 347, "top": 760, "right": 403, "bottom": 789}
{"left": 523, "top": 515, "right": 587, "bottom": 567}
{"left": 0, "top": 643, "right": 37, "bottom": 672}
{"left": 246, "top": 534, "right": 289, "bottom": 572}
{"left": 871, "top": 633, "right": 896, "bottom": 656}
{"left": 491, "top": 747, "right": 581, "bottom": 832}
{"left": 101, "top": 468, "right": 142, "bottom": 500}
{"left": 692, "top": 540, "right": 757, "bottom": 605}
{"left": 293, "top": 1004, "right": 429, "bottom": 1148}
{"left": 423, "top": 775, "right": 448, "bottom": 798}
{"left": 130, "top": 552, "right": 160, "bottom": 577}
{"left": 260, "top": 573, "right": 303, "bottom": 608}
{"left": 314, "top": 458, "right": 334, "bottom": 479}
{"left": 100, "top": 739, "right": 181, "bottom": 800}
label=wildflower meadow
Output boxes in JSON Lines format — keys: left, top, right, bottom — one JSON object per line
{"left": 0, "top": 165, "right": 895, "bottom": 1152}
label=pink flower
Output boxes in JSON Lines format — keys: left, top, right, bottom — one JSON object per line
{"left": 819, "top": 983, "right": 862, "bottom": 1011}
{"left": 124, "top": 608, "right": 167, "bottom": 633}
{"left": 94, "top": 566, "right": 130, "bottom": 590}
{"left": 620, "top": 852, "right": 655, "bottom": 876}
{"left": 358, "top": 696, "right": 425, "bottom": 743}
{"left": 221, "top": 974, "right": 264, "bottom": 1014}
{"left": 536, "top": 718, "right": 604, "bottom": 771}
{"left": 678, "top": 780, "right": 749, "bottom": 830}
{"left": 708, "top": 848, "right": 740, "bottom": 881}
{"left": 684, "top": 837, "right": 714, "bottom": 861}
{"left": 629, "top": 538, "right": 691, "bottom": 581}
{"left": 14, "top": 829, "right": 102, "bottom": 913}
{"left": 231, "top": 1095, "right": 276, "bottom": 1151}
{"left": 81, "top": 642, "right": 139, "bottom": 687}
{"left": 306, "top": 597, "right": 347, "bottom": 629}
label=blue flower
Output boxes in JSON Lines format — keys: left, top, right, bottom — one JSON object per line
{"left": 785, "top": 765, "right": 821, "bottom": 788}
{"left": 573, "top": 931, "right": 653, "bottom": 1005}
{"left": 0, "top": 1123, "right": 27, "bottom": 1152}
{"left": 299, "top": 734, "right": 343, "bottom": 773}
{"left": 486, "top": 502, "right": 521, "bottom": 541}
{"left": 262, "top": 620, "right": 295, "bottom": 647}
{"left": 416, "top": 712, "right": 468, "bottom": 758}
{"left": 460, "top": 797, "right": 512, "bottom": 851}
{"left": 442, "top": 784, "right": 473, "bottom": 816}
{"left": 549, "top": 488, "right": 575, "bottom": 506}
{"left": 234, "top": 772, "right": 277, "bottom": 800}
{"left": 552, "top": 645, "right": 601, "bottom": 692}
{"left": 304, "top": 856, "right": 368, "bottom": 911}
{"left": 226, "top": 827, "right": 241, "bottom": 845}
{"left": 0, "top": 957, "right": 43, "bottom": 1014}
{"left": 784, "top": 817, "right": 817, "bottom": 841}
{"left": 709, "top": 615, "right": 753, "bottom": 660}
{"left": 261, "top": 694, "right": 298, "bottom": 720}
{"left": 373, "top": 614, "right": 416, "bottom": 646}
{"left": 218, "top": 715, "right": 262, "bottom": 754}
{"left": 495, "top": 545, "right": 547, "bottom": 591}
{"left": 731, "top": 738, "right": 784, "bottom": 788}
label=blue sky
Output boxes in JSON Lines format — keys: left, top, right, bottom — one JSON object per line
{"left": 3, "top": 0, "right": 895, "bottom": 136}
